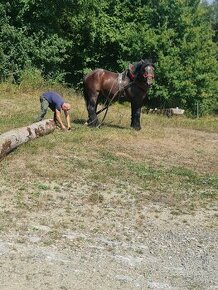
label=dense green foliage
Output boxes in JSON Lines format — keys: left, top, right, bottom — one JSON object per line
{"left": 0, "top": 0, "right": 217, "bottom": 114}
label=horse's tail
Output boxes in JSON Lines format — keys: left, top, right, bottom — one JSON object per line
{"left": 83, "top": 75, "right": 89, "bottom": 108}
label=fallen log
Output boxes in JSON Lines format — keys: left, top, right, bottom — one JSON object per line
{"left": 0, "top": 119, "right": 56, "bottom": 160}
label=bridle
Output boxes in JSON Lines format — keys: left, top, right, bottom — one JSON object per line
{"left": 142, "top": 65, "right": 155, "bottom": 81}
{"left": 143, "top": 71, "right": 154, "bottom": 80}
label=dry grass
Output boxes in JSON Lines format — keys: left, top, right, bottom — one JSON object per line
{"left": 0, "top": 83, "right": 217, "bottom": 216}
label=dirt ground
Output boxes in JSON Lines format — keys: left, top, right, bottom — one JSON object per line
{"left": 0, "top": 207, "right": 217, "bottom": 290}
{"left": 0, "top": 123, "right": 217, "bottom": 290}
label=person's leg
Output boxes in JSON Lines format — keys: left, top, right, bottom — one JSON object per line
{"left": 36, "top": 96, "right": 49, "bottom": 122}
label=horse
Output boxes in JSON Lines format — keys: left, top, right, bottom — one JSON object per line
{"left": 83, "top": 60, "right": 154, "bottom": 130}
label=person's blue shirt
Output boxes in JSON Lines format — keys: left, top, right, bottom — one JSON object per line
{"left": 42, "top": 91, "right": 65, "bottom": 112}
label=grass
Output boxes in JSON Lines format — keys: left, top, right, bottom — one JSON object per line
{"left": 142, "top": 113, "right": 218, "bottom": 133}
{"left": 0, "top": 81, "right": 217, "bottom": 213}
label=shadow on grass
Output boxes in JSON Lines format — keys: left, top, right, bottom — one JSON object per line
{"left": 73, "top": 118, "right": 86, "bottom": 125}
{"left": 73, "top": 118, "right": 128, "bottom": 130}
{"left": 102, "top": 123, "right": 128, "bottom": 130}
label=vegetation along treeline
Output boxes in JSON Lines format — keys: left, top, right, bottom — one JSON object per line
{"left": 0, "top": 0, "right": 217, "bottom": 115}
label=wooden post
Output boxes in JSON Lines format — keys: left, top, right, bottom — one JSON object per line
{"left": 0, "top": 119, "right": 56, "bottom": 160}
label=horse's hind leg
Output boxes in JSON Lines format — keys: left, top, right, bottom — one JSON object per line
{"left": 86, "top": 93, "right": 99, "bottom": 127}
{"left": 83, "top": 82, "right": 99, "bottom": 127}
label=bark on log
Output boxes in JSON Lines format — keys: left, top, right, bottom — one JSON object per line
{"left": 0, "top": 119, "right": 56, "bottom": 160}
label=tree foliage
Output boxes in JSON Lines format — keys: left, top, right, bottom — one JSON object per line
{"left": 0, "top": 0, "right": 217, "bottom": 114}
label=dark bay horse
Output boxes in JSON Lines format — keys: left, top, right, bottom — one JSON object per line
{"left": 83, "top": 60, "right": 154, "bottom": 130}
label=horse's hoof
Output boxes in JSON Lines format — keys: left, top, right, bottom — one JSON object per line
{"left": 131, "top": 126, "right": 141, "bottom": 131}
{"left": 87, "top": 122, "right": 99, "bottom": 128}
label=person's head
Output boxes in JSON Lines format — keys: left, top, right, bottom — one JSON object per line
{"left": 62, "top": 102, "right": 71, "bottom": 111}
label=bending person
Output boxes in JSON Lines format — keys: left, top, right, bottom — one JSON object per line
{"left": 36, "top": 91, "right": 71, "bottom": 130}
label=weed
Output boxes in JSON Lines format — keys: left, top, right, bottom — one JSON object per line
{"left": 31, "top": 191, "right": 42, "bottom": 197}
{"left": 36, "top": 182, "right": 50, "bottom": 191}
{"left": 169, "top": 166, "right": 197, "bottom": 179}
{"left": 199, "top": 190, "right": 217, "bottom": 199}
{"left": 15, "top": 191, "right": 28, "bottom": 208}
{"left": 88, "top": 193, "right": 104, "bottom": 204}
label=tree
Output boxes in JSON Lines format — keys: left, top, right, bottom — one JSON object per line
{"left": 147, "top": 0, "right": 218, "bottom": 114}
{"left": 0, "top": 0, "right": 217, "bottom": 114}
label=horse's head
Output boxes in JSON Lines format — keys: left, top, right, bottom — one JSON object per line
{"left": 139, "top": 60, "right": 154, "bottom": 86}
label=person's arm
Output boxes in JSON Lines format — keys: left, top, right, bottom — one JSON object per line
{"left": 64, "top": 110, "right": 71, "bottom": 130}
{"left": 55, "top": 109, "right": 66, "bottom": 130}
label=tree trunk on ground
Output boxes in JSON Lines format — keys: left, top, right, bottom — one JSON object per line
{"left": 0, "top": 119, "right": 56, "bottom": 160}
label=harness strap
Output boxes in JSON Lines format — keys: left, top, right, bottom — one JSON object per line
{"left": 118, "top": 73, "right": 123, "bottom": 90}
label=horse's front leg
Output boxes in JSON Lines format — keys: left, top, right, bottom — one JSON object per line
{"left": 87, "top": 98, "right": 99, "bottom": 127}
{"left": 131, "top": 103, "right": 142, "bottom": 130}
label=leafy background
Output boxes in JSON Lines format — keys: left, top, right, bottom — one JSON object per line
{"left": 0, "top": 0, "right": 217, "bottom": 114}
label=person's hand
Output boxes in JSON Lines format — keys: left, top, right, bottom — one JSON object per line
{"left": 61, "top": 126, "right": 67, "bottom": 131}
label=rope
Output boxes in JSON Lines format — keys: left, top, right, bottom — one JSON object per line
{"left": 85, "top": 76, "right": 117, "bottom": 127}
{"left": 96, "top": 77, "right": 134, "bottom": 128}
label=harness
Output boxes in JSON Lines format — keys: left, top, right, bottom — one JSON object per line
{"left": 95, "top": 66, "right": 154, "bottom": 127}
{"left": 96, "top": 73, "right": 127, "bottom": 127}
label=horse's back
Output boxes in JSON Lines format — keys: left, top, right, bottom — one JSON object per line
{"left": 84, "top": 68, "right": 117, "bottom": 81}
{"left": 84, "top": 68, "right": 103, "bottom": 80}
{"left": 83, "top": 68, "right": 119, "bottom": 93}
